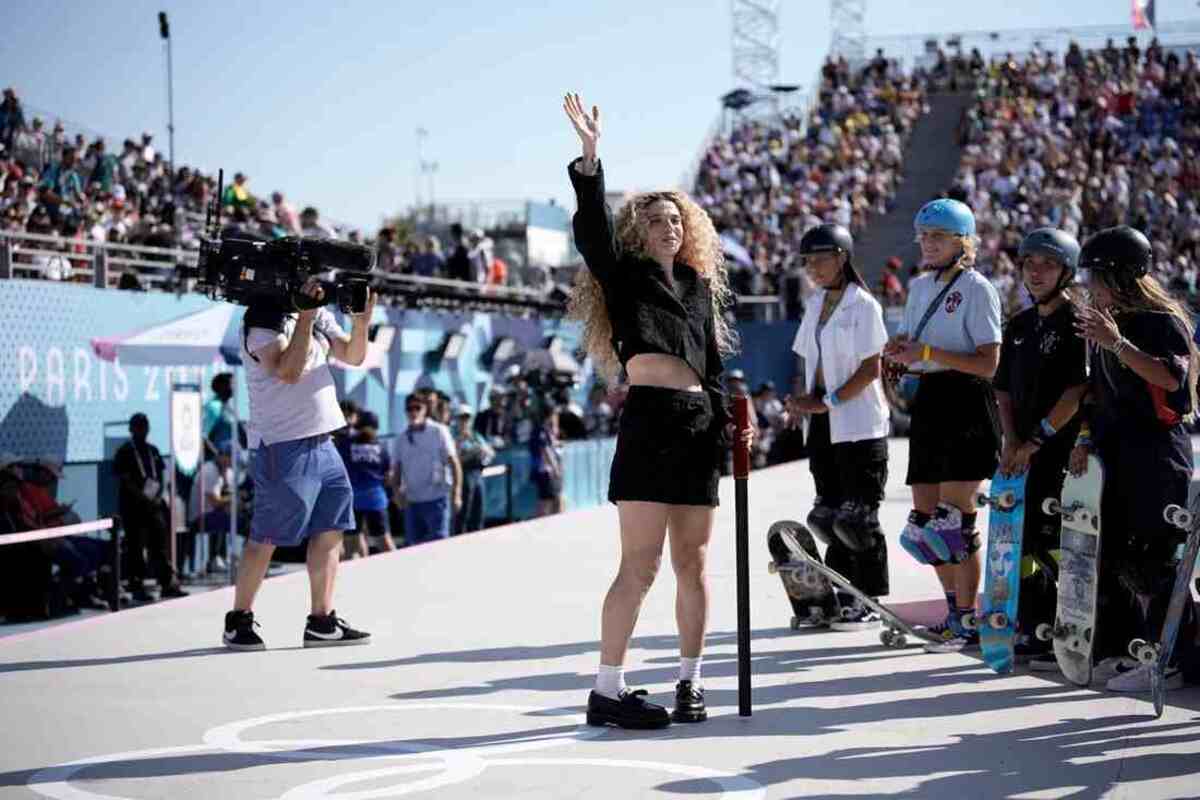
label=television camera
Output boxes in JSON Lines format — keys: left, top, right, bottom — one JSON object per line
{"left": 178, "top": 170, "right": 375, "bottom": 313}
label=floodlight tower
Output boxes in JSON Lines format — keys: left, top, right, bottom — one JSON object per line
{"left": 830, "top": 0, "right": 868, "bottom": 61}
{"left": 731, "top": 0, "right": 781, "bottom": 91}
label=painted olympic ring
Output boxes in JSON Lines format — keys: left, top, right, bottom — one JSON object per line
{"left": 27, "top": 703, "right": 765, "bottom": 800}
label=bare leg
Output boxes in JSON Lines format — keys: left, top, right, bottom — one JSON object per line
{"left": 599, "top": 501, "right": 669, "bottom": 666}
{"left": 233, "top": 539, "right": 275, "bottom": 612}
{"left": 667, "top": 504, "right": 716, "bottom": 659}
{"left": 307, "top": 530, "right": 342, "bottom": 616}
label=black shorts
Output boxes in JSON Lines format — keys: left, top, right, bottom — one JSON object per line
{"left": 534, "top": 472, "right": 563, "bottom": 501}
{"left": 608, "top": 386, "right": 720, "bottom": 507}
{"left": 1022, "top": 443, "right": 1070, "bottom": 554}
{"left": 807, "top": 412, "right": 887, "bottom": 507}
{"left": 906, "top": 371, "right": 1000, "bottom": 485}
{"left": 354, "top": 509, "right": 389, "bottom": 538}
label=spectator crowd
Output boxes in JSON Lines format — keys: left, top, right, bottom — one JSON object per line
{"left": 943, "top": 37, "right": 1200, "bottom": 317}
{"left": 693, "top": 51, "right": 930, "bottom": 307}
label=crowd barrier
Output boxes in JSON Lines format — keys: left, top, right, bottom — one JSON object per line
{"left": 0, "top": 518, "right": 119, "bottom": 612}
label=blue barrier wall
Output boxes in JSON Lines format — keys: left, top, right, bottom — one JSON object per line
{"left": 2, "top": 280, "right": 788, "bottom": 523}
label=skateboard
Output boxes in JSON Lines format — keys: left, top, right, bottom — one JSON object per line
{"left": 767, "top": 520, "right": 837, "bottom": 630}
{"left": 1128, "top": 501, "right": 1200, "bottom": 718}
{"left": 1036, "top": 454, "right": 1103, "bottom": 687}
{"left": 972, "top": 470, "right": 1028, "bottom": 674}
{"left": 768, "top": 520, "right": 941, "bottom": 648}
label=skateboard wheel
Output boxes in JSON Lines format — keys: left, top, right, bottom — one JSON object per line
{"left": 989, "top": 612, "right": 1008, "bottom": 629}
{"left": 961, "top": 613, "right": 978, "bottom": 631}
{"left": 1035, "top": 622, "right": 1054, "bottom": 641}
{"left": 893, "top": 634, "right": 907, "bottom": 648}
{"left": 998, "top": 491, "right": 1016, "bottom": 510}
{"left": 790, "top": 616, "right": 802, "bottom": 631}
{"left": 880, "top": 629, "right": 895, "bottom": 647}
{"left": 1042, "top": 498, "right": 1061, "bottom": 516}
{"left": 975, "top": 492, "right": 989, "bottom": 507}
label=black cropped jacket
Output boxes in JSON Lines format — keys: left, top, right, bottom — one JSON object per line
{"left": 568, "top": 158, "right": 731, "bottom": 430}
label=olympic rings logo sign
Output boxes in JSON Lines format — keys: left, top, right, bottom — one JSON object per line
{"left": 27, "top": 703, "right": 766, "bottom": 799}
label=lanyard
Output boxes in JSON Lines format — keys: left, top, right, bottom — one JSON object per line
{"left": 131, "top": 443, "right": 159, "bottom": 483}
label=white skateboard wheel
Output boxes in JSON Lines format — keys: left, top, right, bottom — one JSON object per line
{"left": 1035, "top": 623, "right": 1053, "bottom": 641}
{"left": 1042, "top": 498, "right": 1061, "bottom": 516}
{"left": 989, "top": 612, "right": 1008, "bottom": 629}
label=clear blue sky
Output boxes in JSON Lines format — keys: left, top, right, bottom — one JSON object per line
{"left": 1, "top": 0, "right": 1194, "bottom": 231}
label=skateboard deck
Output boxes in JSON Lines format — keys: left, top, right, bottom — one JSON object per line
{"left": 1038, "top": 454, "right": 1103, "bottom": 687}
{"left": 770, "top": 520, "right": 941, "bottom": 648}
{"left": 974, "top": 471, "right": 1028, "bottom": 674}
{"left": 1128, "top": 501, "right": 1200, "bottom": 717}
{"left": 767, "top": 520, "right": 836, "bottom": 630}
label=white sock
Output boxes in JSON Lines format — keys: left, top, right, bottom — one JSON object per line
{"left": 595, "top": 663, "right": 627, "bottom": 699}
{"left": 679, "top": 656, "right": 702, "bottom": 685}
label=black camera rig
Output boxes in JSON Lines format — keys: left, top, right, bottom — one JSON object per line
{"left": 179, "top": 170, "right": 375, "bottom": 313}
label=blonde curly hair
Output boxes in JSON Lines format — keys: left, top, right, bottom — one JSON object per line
{"left": 567, "top": 190, "right": 738, "bottom": 383}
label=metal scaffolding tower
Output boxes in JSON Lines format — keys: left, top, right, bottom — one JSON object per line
{"left": 830, "top": 0, "right": 868, "bottom": 62}
{"left": 731, "top": 0, "right": 781, "bottom": 90}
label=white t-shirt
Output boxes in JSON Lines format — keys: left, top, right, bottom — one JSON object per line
{"left": 189, "top": 460, "right": 233, "bottom": 522}
{"left": 792, "top": 283, "right": 890, "bottom": 444}
{"left": 242, "top": 308, "right": 347, "bottom": 447}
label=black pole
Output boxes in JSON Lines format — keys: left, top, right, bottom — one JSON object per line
{"left": 159, "top": 13, "right": 175, "bottom": 184}
{"left": 109, "top": 517, "right": 122, "bottom": 612}
{"left": 733, "top": 393, "right": 752, "bottom": 717}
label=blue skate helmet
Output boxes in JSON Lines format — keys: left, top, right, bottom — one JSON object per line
{"left": 914, "top": 198, "right": 976, "bottom": 237}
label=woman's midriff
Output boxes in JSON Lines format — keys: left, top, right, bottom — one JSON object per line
{"left": 626, "top": 352, "right": 703, "bottom": 392}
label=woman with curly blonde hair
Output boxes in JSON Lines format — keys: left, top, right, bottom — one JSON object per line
{"left": 563, "top": 92, "right": 752, "bottom": 730}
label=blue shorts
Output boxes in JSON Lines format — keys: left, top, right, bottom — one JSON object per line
{"left": 250, "top": 434, "right": 356, "bottom": 547}
{"left": 404, "top": 497, "right": 450, "bottom": 545}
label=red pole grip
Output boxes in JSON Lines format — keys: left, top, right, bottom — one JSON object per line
{"left": 733, "top": 393, "right": 751, "bottom": 479}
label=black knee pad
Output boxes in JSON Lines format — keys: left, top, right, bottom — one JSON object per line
{"left": 832, "top": 505, "right": 879, "bottom": 553}
{"left": 807, "top": 504, "right": 837, "bottom": 547}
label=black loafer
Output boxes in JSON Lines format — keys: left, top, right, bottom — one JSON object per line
{"left": 671, "top": 679, "right": 708, "bottom": 723}
{"left": 586, "top": 689, "right": 671, "bottom": 729}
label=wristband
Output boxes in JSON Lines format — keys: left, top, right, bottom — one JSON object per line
{"left": 1078, "top": 422, "right": 1092, "bottom": 437}
{"left": 1039, "top": 418, "right": 1057, "bottom": 438}
{"left": 825, "top": 389, "right": 842, "bottom": 409}
{"left": 1111, "top": 337, "right": 1130, "bottom": 357}
{"left": 922, "top": 344, "right": 932, "bottom": 362}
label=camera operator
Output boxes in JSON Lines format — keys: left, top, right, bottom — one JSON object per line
{"left": 222, "top": 277, "right": 376, "bottom": 651}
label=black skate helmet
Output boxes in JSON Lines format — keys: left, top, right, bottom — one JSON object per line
{"left": 1018, "top": 228, "right": 1080, "bottom": 303}
{"left": 1078, "top": 225, "right": 1152, "bottom": 292}
{"left": 798, "top": 223, "right": 863, "bottom": 287}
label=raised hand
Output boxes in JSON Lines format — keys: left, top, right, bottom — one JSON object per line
{"left": 563, "top": 92, "right": 601, "bottom": 161}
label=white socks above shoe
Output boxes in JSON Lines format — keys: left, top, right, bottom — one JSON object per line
{"left": 596, "top": 657, "right": 702, "bottom": 699}
{"left": 595, "top": 664, "right": 627, "bottom": 700}
{"left": 679, "top": 656, "right": 702, "bottom": 685}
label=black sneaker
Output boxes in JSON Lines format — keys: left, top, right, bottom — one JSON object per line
{"left": 223, "top": 610, "right": 265, "bottom": 651}
{"left": 1013, "top": 634, "right": 1051, "bottom": 664}
{"left": 586, "top": 689, "right": 671, "bottom": 729}
{"left": 161, "top": 584, "right": 189, "bottom": 599}
{"left": 672, "top": 680, "right": 708, "bottom": 723}
{"left": 303, "top": 610, "right": 371, "bottom": 647}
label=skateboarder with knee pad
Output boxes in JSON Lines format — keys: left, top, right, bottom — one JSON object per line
{"left": 1071, "top": 225, "right": 1200, "bottom": 692}
{"left": 993, "top": 228, "right": 1088, "bottom": 670}
{"left": 883, "top": 199, "right": 1003, "bottom": 652}
{"left": 787, "top": 223, "right": 891, "bottom": 629}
